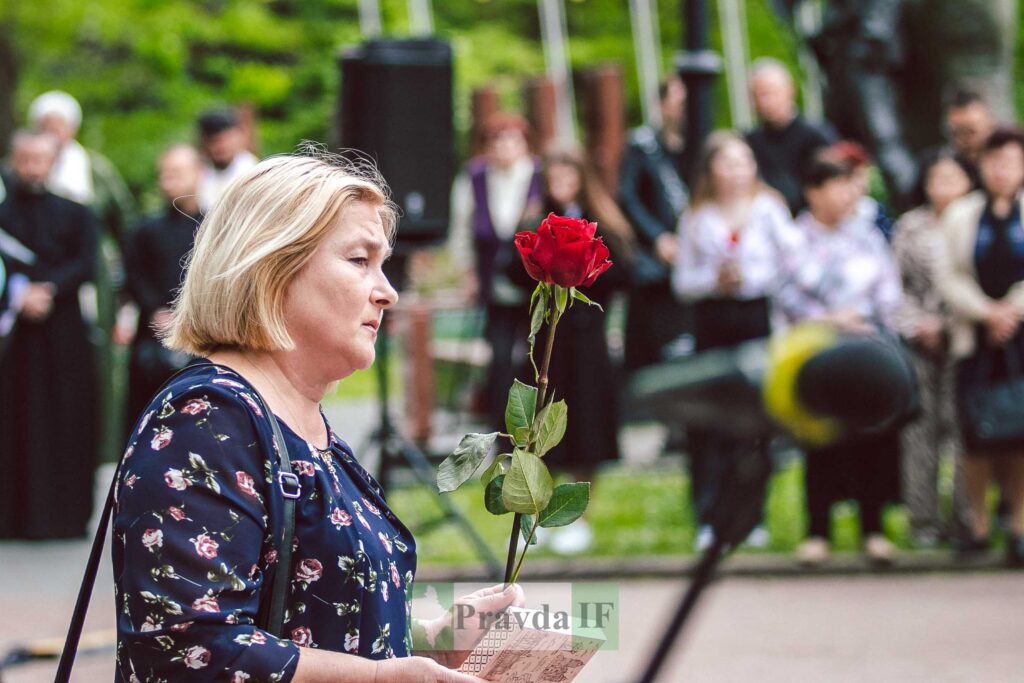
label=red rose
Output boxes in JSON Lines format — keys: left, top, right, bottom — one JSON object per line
{"left": 514, "top": 213, "right": 612, "bottom": 288}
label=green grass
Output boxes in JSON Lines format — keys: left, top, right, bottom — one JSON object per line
{"left": 388, "top": 460, "right": 918, "bottom": 567}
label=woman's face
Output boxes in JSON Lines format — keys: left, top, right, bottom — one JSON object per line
{"left": 710, "top": 140, "right": 758, "bottom": 200}
{"left": 981, "top": 143, "right": 1024, "bottom": 200}
{"left": 547, "top": 162, "right": 582, "bottom": 207}
{"left": 925, "top": 158, "right": 971, "bottom": 212}
{"left": 806, "top": 176, "right": 856, "bottom": 227}
{"left": 282, "top": 200, "right": 397, "bottom": 380}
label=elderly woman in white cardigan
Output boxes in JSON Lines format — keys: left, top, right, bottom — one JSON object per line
{"left": 936, "top": 126, "right": 1024, "bottom": 566}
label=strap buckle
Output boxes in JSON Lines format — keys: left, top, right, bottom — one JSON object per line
{"left": 277, "top": 471, "right": 302, "bottom": 499}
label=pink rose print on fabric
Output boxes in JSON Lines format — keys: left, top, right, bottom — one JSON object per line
{"left": 356, "top": 513, "right": 371, "bottom": 531}
{"left": 378, "top": 532, "right": 393, "bottom": 555}
{"left": 390, "top": 561, "right": 401, "bottom": 589}
{"left": 140, "top": 616, "right": 161, "bottom": 632}
{"left": 182, "top": 645, "right": 211, "bottom": 669}
{"left": 237, "top": 392, "right": 264, "bottom": 417}
{"left": 231, "top": 672, "right": 251, "bottom": 683}
{"left": 291, "top": 626, "right": 313, "bottom": 647}
{"left": 164, "top": 468, "right": 190, "bottom": 491}
{"left": 264, "top": 549, "right": 278, "bottom": 565}
{"left": 124, "top": 445, "right": 135, "bottom": 460}
{"left": 191, "top": 533, "right": 219, "bottom": 559}
{"left": 151, "top": 426, "right": 173, "bottom": 450}
{"left": 181, "top": 398, "right": 212, "bottom": 415}
{"left": 137, "top": 410, "right": 155, "bottom": 435}
{"left": 168, "top": 506, "right": 186, "bottom": 521}
{"left": 124, "top": 474, "right": 138, "bottom": 489}
{"left": 236, "top": 471, "right": 258, "bottom": 497}
{"left": 192, "top": 594, "right": 220, "bottom": 613}
{"left": 141, "top": 528, "right": 163, "bottom": 550}
{"left": 381, "top": 581, "right": 389, "bottom": 602}
{"left": 250, "top": 630, "right": 267, "bottom": 645}
{"left": 170, "top": 621, "right": 193, "bottom": 632}
{"left": 292, "top": 460, "right": 315, "bottom": 477}
{"left": 294, "top": 558, "right": 323, "bottom": 585}
{"left": 362, "top": 498, "right": 381, "bottom": 516}
{"left": 212, "top": 377, "right": 246, "bottom": 389}
{"left": 330, "top": 508, "right": 352, "bottom": 528}
{"left": 344, "top": 631, "right": 359, "bottom": 653}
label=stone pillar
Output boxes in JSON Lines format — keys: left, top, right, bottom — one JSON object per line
{"left": 580, "top": 64, "right": 627, "bottom": 191}
{"left": 470, "top": 86, "right": 500, "bottom": 156}
{"left": 525, "top": 76, "right": 558, "bottom": 153}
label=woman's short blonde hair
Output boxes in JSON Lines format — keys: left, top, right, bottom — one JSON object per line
{"left": 163, "top": 147, "right": 397, "bottom": 356}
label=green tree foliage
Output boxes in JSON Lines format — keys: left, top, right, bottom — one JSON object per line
{"left": 0, "top": 0, "right": 900, "bottom": 198}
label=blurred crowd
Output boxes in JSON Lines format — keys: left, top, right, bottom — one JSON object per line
{"left": 3, "top": 58, "right": 1024, "bottom": 571}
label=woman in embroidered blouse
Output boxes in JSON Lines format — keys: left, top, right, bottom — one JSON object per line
{"left": 673, "top": 130, "right": 800, "bottom": 551}
{"left": 936, "top": 127, "right": 1024, "bottom": 565}
{"left": 890, "top": 149, "right": 973, "bottom": 547}
{"left": 113, "top": 151, "right": 523, "bottom": 683}
{"left": 778, "top": 150, "right": 903, "bottom": 567}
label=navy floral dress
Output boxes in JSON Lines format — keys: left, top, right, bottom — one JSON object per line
{"left": 112, "top": 363, "right": 417, "bottom": 682}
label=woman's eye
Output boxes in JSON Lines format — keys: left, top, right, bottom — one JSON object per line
{"left": 350, "top": 256, "right": 369, "bottom": 266}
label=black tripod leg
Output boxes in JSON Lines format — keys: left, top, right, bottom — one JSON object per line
{"left": 636, "top": 536, "right": 728, "bottom": 683}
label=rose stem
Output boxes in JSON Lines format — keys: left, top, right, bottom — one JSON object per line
{"left": 503, "top": 290, "right": 562, "bottom": 584}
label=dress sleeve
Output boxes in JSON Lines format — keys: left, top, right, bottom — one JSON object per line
{"left": 673, "top": 210, "right": 719, "bottom": 301}
{"left": 114, "top": 384, "right": 301, "bottom": 683}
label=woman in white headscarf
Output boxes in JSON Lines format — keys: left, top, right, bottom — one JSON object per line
{"left": 28, "top": 90, "right": 135, "bottom": 240}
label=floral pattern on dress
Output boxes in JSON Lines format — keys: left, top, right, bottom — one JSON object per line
{"left": 113, "top": 364, "right": 417, "bottom": 682}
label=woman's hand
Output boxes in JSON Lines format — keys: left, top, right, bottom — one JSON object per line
{"left": 417, "top": 583, "right": 526, "bottom": 669}
{"left": 822, "top": 309, "right": 875, "bottom": 336}
{"left": 985, "top": 301, "right": 1020, "bottom": 346}
{"left": 913, "top": 315, "right": 945, "bottom": 354}
{"left": 716, "top": 260, "right": 742, "bottom": 294}
{"left": 373, "top": 656, "right": 487, "bottom": 683}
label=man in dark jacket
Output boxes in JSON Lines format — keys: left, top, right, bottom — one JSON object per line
{"left": 618, "top": 76, "right": 693, "bottom": 372}
{"left": 122, "top": 144, "right": 203, "bottom": 422}
{"left": 745, "top": 58, "right": 835, "bottom": 215}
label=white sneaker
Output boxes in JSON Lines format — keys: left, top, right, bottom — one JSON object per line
{"left": 864, "top": 533, "right": 896, "bottom": 565}
{"left": 549, "top": 520, "right": 593, "bottom": 555}
{"left": 694, "top": 525, "right": 714, "bottom": 552}
{"left": 796, "top": 536, "right": 830, "bottom": 566}
{"left": 744, "top": 525, "right": 770, "bottom": 549}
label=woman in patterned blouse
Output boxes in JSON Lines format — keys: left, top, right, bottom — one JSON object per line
{"left": 113, "top": 150, "right": 523, "bottom": 683}
{"left": 890, "top": 150, "right": 973, "bottom": 547}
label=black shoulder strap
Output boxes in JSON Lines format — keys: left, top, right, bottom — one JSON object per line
{"left": 55, "top": 362, "right": 298, "bottom": 682}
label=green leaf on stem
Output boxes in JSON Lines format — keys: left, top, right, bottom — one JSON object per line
{"left": 513, "top": 426, "right": 532, "bottom": 448}
{"left": 504, "top": 380, "right": 538, "bottom": 435}
{"left": 528, "top": 287, "right": 548, "bottom": 345}
{"left": 436, "top": 432, "right": 499, "bottom": 493}
{"left": 521, "top": 514, "right": 537, "bottom": 545}
{"left": 532, "top": 399, "right": 567, "bottom": 457}
{"left": 502, "top": 449, "right": 554, "bottom": 514}
{"left": 479, "top": 453, "right": 508, "bottom": 485}
{"left": 484, "top": 475, "right": 510, "bottom": 515}
{"left": 537, "top": 482, "right": 591, "bottom": 527}
{"left": 554, "top": 285, "right": 569, "bottom": 315}
{"left": 570, "top": 288, "right": 604, "bottom": 312}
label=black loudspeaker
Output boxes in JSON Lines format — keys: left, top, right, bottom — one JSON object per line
{"left": 338, "top": 39, "right": 455, "bottom": 251}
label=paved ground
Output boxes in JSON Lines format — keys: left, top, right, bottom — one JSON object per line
{"left": 3, "top": 553, "right": 1022, "bottom": 683}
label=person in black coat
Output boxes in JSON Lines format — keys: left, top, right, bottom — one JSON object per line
{"left": 0, "top": 130, "right": 99, "bottom": 539}
{"left": 121, "top": 144, "right": 203, "bottom": 422}
{"left": 745, "top": 58, "right": 835, "bottom": 216}
{"left": 618, "top": 76, "right": 694, "bottom": 372}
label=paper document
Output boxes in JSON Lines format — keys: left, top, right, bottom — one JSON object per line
{"left": 458, "top": 607, "right": 604, "bottom": 682}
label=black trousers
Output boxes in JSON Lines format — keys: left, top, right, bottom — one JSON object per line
{"left": 483, "top": 303, "right": 532, "bottom": 432}
{"left": 804, "top": 430, "right": 901, "bottom": 538}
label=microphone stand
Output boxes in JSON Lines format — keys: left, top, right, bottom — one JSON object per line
{"left": 636, "top": 438, "right": 773, "bottom": 683}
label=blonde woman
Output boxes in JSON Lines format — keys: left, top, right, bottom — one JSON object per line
{"left": 112, "top": 150, "right": 522, "bottom": 682}
{"left": 674, "top": 130, "right": 801, "bottom": 550}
